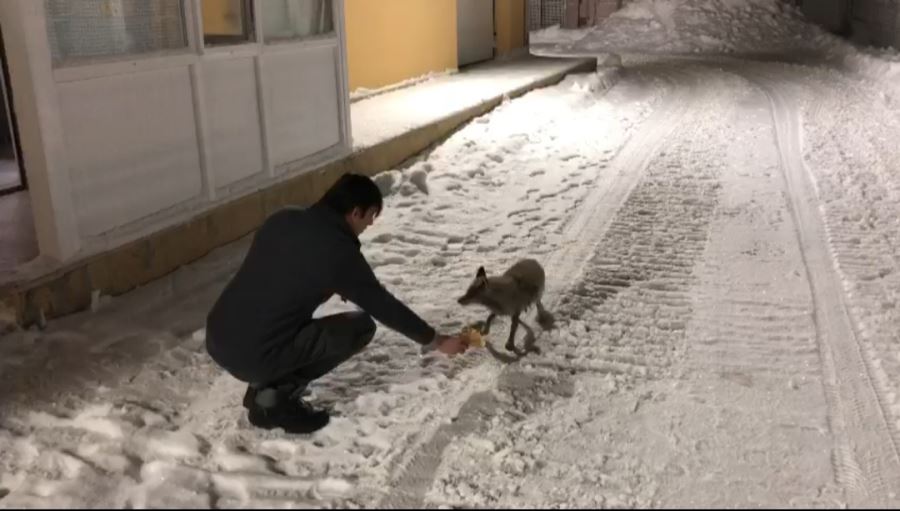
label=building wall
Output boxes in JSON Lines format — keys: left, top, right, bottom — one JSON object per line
{"left": 344, "top": 0, "right": 457, "bottom": 92}
{"left": 801, "top": 0, "right": 900, "bottom": 48}
{"left": 0, "top": 0, "right": 352, "bottom": 262}
{"left": 849, "top": 0, "right": 900, "bottom": 47}
{"left": 801, "top": 0, "right": 850, "bottom": 33}
{"left": 579, "top": 0, "right": 621, "bottom": 26}
{"left": 496, "top": 0, "right": 527, "bottom": 56}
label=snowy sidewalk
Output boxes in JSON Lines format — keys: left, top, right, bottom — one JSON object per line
{"left": 350, "top": 54, "right": 598, "bottom": 149}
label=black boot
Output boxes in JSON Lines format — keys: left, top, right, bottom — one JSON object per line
{"left": 243, "top": 381, "right": 308, "bottom": 409}
{"left": 242, "top": 385, "right": 257, "bottom": 409}
{"left": 247, "top": 391, "right": 329, "bottom": 434}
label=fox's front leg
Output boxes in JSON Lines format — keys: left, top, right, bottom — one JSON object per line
{"left": 505, "top": 314, "right": 520, "bottom": 352}
{"left": 482, "top": 313, "right": 496, "bottom": 335}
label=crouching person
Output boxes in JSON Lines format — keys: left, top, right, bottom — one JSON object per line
{"left": 205, "top": 173, "right": 468, "bottom": 434}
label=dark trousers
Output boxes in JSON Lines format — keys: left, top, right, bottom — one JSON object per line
{"left": 248, "top": 312, "right": 376, "bottom": 407}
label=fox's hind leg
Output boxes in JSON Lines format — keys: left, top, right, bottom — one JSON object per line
{"left": 505, "top": 313, "right": 520, "bottom": 352}
{"left": 518, "top": 319, "right": 541, "bottom": 355}
{"left": 536, "top": 300, "right": 555, "bottom": 330}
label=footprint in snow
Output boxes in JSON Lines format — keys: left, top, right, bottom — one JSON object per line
{"left": 370, "top": 256, "right": 407, "bottom": 268}
{"left": 370, "top": 233, "right": 393, "bottom": 244}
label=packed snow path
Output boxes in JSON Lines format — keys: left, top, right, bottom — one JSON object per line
{"left": 2, "top": 55, "right": 900, "bottom": 508}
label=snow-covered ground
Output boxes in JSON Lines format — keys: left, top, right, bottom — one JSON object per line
{"left": 4, "top": 0, "right": 900, "bottom": 508}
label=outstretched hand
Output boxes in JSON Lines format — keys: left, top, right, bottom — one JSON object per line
{"left": 434, "top": 334, "right": 469, "bottom": 356}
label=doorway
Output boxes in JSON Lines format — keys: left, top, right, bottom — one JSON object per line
{"left": 0, "top": 24, "right": 25, "bottom": 197}
{"left": 0, "top": 24, "right": 38, "bottom": 273}
{"left": 457, "top": 0, "right": 495, "bottom": 67}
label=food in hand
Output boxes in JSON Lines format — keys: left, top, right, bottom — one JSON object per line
{"left": 461, "top": 326, "right": 486, "bottom": 348}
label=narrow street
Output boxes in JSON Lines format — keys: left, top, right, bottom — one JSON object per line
{"left": 2, "top": 53, "right": 900, "bottom": 508}
{"left": 414, "top": 56, "right": 900, "bottom": 508}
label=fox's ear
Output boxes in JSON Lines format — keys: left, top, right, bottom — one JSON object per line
{"left": 476, "top": 266, "right": 486, "bottom": 278}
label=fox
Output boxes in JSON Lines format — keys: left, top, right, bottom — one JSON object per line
{"left": 457, "top": 258, "right": 555, "bottom": 353}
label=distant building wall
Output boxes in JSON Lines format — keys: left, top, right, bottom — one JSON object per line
{"left": 849, "top": 0, "right": 900, "bottom": 48}
{"left": 527, "top": 0, "right": 566, "bottom": 30}
{"left": 802, "top": 0, "right": 851, "bottom": 33}
{"left": 801, "top": 0, "right": 900, "bottom": 48}
{"left": 578, "top": 0, "right": 622, "bottom": 26}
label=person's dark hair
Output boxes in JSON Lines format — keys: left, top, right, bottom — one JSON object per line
{"left": 318, "top": 173, "right": 383, "bottom": 216}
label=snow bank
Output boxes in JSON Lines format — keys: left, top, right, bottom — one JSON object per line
{"left": 530, "top": 0, "right": 900, "bottom": 103}
{"left": 530, "top": 24, "right": 591, "bottom": 44}
{"left": 531, "top": 0, "right": 839, "bottom": 55}
{"left": 833, "top": 47, "right": 900, "bottom": 102}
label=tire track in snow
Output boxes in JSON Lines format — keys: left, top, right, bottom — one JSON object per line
{"left": 540, "top": 65, "right": 699, "bottom": 302}
{"left": 799, "top": 69, "right": 900, "bottom": 453}
{"left": 650, "top": 70, "right": 841, "bottom": 506}
{"left": 738, "top": 65, "right": 900, "bottom": 506}
{"left": 543, "top": 114, "right": 720, "bottom": 380}
{"left": 380, "top": 63, "right": 710, "bottom": 509}
{"left": 424, "top": 64, "right": 730, "bottom": 508}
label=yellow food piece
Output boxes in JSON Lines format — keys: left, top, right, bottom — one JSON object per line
{"left": 461, "top": 326, "right": 486, "bottom": 348}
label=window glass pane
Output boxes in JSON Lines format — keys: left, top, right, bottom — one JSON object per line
{"left": 46, "top": 0, "right": 187, "bottom": 66}
{"left": 262, "top": 0, "right": 334, "bottom": 43}
{"left": 202, "top": 0, "right": 255, "bottom": 46}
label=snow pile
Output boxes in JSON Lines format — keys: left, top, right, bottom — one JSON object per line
{"left": 835, "top": 47, "right": 900, "bottom": 103}
{"left": 531, "top": 0, "right": 840, "bottom": 55}
{"left": 529, "top": 24, "right": 591, "bottom": 44}
{"left": 530, "top": 0, "right": 900, "bottom": 103}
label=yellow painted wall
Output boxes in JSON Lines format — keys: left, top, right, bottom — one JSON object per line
{"left": 495, "top": 0, "right": 527, "bottom": 56}
{"left": 345, "top": 0, "right": 458, "bottom": 92}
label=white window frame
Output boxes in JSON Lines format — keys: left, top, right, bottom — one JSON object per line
{"left": 197, "top": 0, "right": 258, "bottom": 50}
{"left": 196, "top": 0, "right": 341, "bottom": 58}
{"left": 51, "top": 0, "right": 345, "bottom": 80}
{"left": 9, "top": 0, "right": 350, "bottom": 260}
{"left": 47, "top": 0, "right": 351, "bottom": 198}
{"left": 47, "top": 0, "right": 198, "bottom": 77}
{"left": 258, "top": 0, "right": 337, "bottom": 47}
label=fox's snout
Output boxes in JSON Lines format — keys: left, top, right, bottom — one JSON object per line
{"left": 458, "top": 287, "right": 483, "bottom": 306}
{"left": 459, "top": 266, "right": 488, "bottom": 307}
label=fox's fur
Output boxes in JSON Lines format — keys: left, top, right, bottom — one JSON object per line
{"left": 457, "top": 259, "right": 555, "bottom": 352}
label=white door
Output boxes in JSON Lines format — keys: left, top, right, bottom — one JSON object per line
{"left": 457, "top": 0, "right": 494, "bottom": 67}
